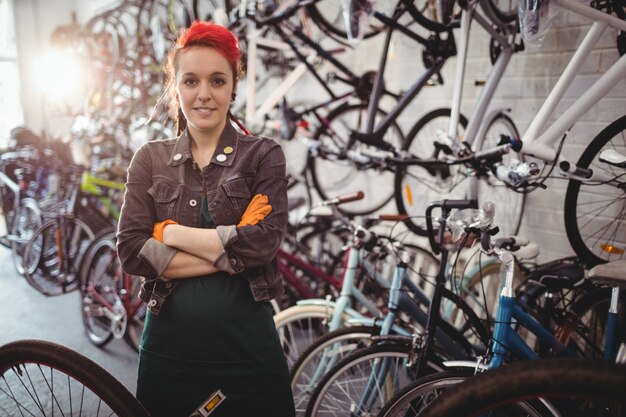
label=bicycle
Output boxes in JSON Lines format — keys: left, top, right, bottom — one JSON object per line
{"left": 0, "top": 339, "right": 149, "bottom": 416}
{"left": 288, "top": 228, "right": 491, "bottom": 416}
{"left": 385, "top": 0, "right": 527, "bottom": 240}
{"left": 0, "top": 147, "right": 45, "bottom": 275}
{"left": 300, "top": 199, "right": 497, "bottom": 417}
{"left": 466, "top": 0, "right": 626, "bottom": 267}
{"left": 20, "top": 165, "right": 100, "bottom": 296}
{"left": 375, "top": 205, "right": 626, "bottom": 416}
{"left": 79, "top": 228, "right": 146, "bottom": 352}
{"left": 274, "top": 192, "right": 447, "bottom": 368}
{"left": 304, "top": 197, "right": 623, "bottom": 416}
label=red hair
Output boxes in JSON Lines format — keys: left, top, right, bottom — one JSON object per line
{"left": 165, "top": 21, "right": 244, "bottom": 134}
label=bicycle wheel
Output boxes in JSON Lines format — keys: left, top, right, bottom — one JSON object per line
{"left": 291, "top": 326, "right": 380, "bottom": 416}
{"left": 0, "top": 339, "right": 150, "bottom": 416}
{"left": 563, "top": 286, "right": 622, "bottom": 360}
{"left": 305, "top": 340, "right": 444, "bottom": 417}
{"left": 479, "top": 0, "right": 518, "bottom": 26}
{"left": 8, "top": 197, "right": 42, "bottom": 276}
{"left": 395, "top": 108, "right": 469, "bottom": 236}
{"left": 80, "top": 231, "right": 125, "bottom": 347}
{"left": 377, "top": 369, "right": 474, "bottom": 417}
{"left": 305, "top": 0, "right": 399, "bottom": 41}
{"left": 23, "top": 217, "right": 95, "bottom": 296}
{"left": 309, "top": 103, "right": 404, "bottom": 215}
{"left": 475, "top": 112, "right": 525, "bottom": 238}
{"left": 273, "top": 304, "right": 353, "bottom": 369}
{"left": 417, "top": 359, "right": 626, "bottom": 417}
{"left": 564, "top": 115, "right": 626, "bottom": 267}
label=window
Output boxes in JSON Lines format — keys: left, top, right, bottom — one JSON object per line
{"left": 0, "top": 0, "right": 24, "bottom": 147}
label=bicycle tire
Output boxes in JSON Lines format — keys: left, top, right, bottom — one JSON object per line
{"left": 273, "top": 304, "right": 354, "bottom": 369}
{"left": 305, "top": 0, "right": 396, "bottom": 41}
{"left": 394, "top": 108, "right": 469, "bottom": 236}
{"left": 564, "top": 115, "right": 626, "bottom": 267}
{"left": 23, "top": 217, "right": 95, "bottom": 296}
{"left": 80, "top": 230, "right": 124, "bottom": 348}
{"left": 417, "top": 359, "right": 626, "bottom": 417}
{"left": 403, "top": 0, "right": 461, "bottom": 33}
{"left": 479, "top": 0, "right": 518, "bottom": 26}
{"left": 9, "top": 197, "right": 42, "bottom": 276}
{"left": 309, "top": 103, "right": 404, "bottom": 215}
{"left": 304, "top": 340, "right": 444, "bottom": 417}
{"left": 0, "top": 339, "right": 150, "bottom": 416}
{"left": 376, "top": 369, "right": 475, "bottom": 417}
{"left": 475, "top": 111, "right": 525, "bottom": 238}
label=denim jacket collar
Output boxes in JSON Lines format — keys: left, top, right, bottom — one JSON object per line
{"left": 168, "top": 122, "right": 239, "bottom": 167}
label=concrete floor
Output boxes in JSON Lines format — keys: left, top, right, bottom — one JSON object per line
{"left": 0, "top": 245, "right": 139, "bottom": 394}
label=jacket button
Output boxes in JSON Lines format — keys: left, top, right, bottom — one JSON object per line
{"left": 165, "top": 282, "right": 172, "bottom": 288}
{"left": 229, "top": 258, "right": 237, "bottom": 265}
{"left": 189, "top": 199, "right": 197, "bottom": 207}
{"left": 173, "top": 153, "right": 182, "bottom": 161}
{"left": 148, "top": 299, "right": 157, "bottom": 307}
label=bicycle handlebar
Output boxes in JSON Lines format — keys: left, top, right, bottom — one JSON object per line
{"left": 426, "top": 199, "right": 478, "bottom": 254}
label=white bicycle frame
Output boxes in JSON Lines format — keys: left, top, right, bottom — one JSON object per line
{"left": 518, "top": 0, "right": 626, "bottom": 182}
{"left": 234, "top": 0, "right": 318, "bottom": 132}
{"left": 446, "top": 0, "right": 520, "bottom": 149}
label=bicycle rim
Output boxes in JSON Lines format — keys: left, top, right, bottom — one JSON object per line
{"left": 10, "top": 197, "right": 42, "bottom": 276}
{"left": 564, "top": 115, "right": 626, "bottom": 267}
{"left": 475, "top": 112, "right": 525, "bottom": 238}
{"left": 377, "top": 370, "right": 473, "bottom": 417}
{"left": 81, "top": 235, "right": 123, "bottom": 347}
{"left": 291, "top": 326, "right": 379, "bottom": 416}
{"left": 0, "top": 339, "right": 150, "bottom": 416}
{"left": 273, "top": 305, "right": 350, "bottom": 370}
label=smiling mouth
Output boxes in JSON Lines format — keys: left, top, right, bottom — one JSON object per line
{"left": 194, "top": 107, "right": 216, "bottom": 115}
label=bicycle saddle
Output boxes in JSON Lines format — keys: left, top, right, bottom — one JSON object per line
{"left": 529, "top": 257, "right": 586, "bottom": 291}
{"left": 588, "top": 260, "right": 626, "bottom": 287}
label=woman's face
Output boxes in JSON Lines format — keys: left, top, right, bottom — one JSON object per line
{"left": 176, "top": 46, "right": 234, "bottom": 139}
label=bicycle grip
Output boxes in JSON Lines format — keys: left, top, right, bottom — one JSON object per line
{"left": 378, "top": 214, "right": 409, "bottom": 222}
{"left": 321, "top": 191, "right": 365, "bottom": 206}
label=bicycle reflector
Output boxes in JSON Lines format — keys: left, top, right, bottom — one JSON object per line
{"left": 601, "top": 244, "right": 624, "bottom": 255}
{"left": 405, "top": 184, "right": 414, "bottom": 207}
{"left": 190, "top": 390, "right": 226, "bottom": 417}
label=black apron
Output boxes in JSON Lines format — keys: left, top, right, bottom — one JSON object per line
{"left": 137, "top": 197, "right": 294, "bottom": 417}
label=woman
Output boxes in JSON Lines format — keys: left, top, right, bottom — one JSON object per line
{"left": 116, "top": 21, "right": 294, "bottom": 417}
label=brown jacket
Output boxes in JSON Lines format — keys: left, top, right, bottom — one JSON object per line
{"left": 116, "top": 122, "right": 287, "bottom": 314}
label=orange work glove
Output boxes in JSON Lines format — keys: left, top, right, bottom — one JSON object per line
{"left": 237, "top": 194, "right": 272, "bottom": 227}
{"left": 153, "top": 219, "right": 177, "bottom": 242}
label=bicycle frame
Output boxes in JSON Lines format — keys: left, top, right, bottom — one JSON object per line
{"left": 80, "top": 171, "right": 125, "bottom": 222}
{"left": 447, "top": 1, "right": 519, "bottom": 149}
{"left": 277, "top": 246, "right": 343, "bottom": 300}
{"left": 84, "top": 248, "right": 143, "bottom": 337}
{"left": 517, "top": 0, "right": 626, "bottom": 180}
{"left": 487, "top": 246, "right": 621, "bottom": 368}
